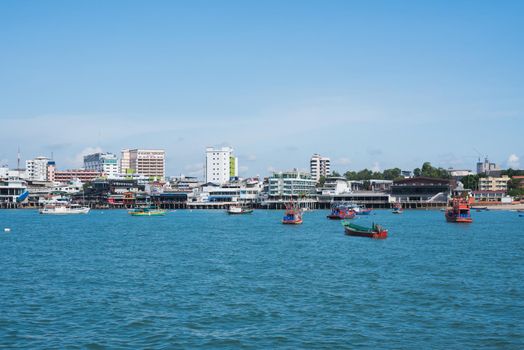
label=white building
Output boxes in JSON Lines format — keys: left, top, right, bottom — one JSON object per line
{"left": 84, "top": 152, "right": 119, "bottom": 178}
{"left": 310, "top": 154, "right": 331, "bottom": 182}
{"left": 25, "top": 156, "right": 54, "bottom": 181}
{"left": 268, "top": 170, "right": 316, "bottom": 198}
{"left": 120, "top": 149, "right": 165, "bottom": 179}
{"left": 205, "top": 146, "right": 235, "bottom": 185}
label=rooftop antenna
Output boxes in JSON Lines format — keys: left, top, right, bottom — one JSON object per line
{"left": 17, "top": 146, "right": 20, "bottom": 170}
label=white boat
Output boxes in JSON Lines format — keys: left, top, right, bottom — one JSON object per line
{"left": 39, "top": 204, "right": 90, "bottom": 215}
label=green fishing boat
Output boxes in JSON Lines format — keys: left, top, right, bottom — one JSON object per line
{"left": 128, "top": 206, "right": 166, "bottom": 216}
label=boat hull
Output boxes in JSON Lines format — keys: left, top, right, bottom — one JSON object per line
{"left": 445, "top": 215, "right": 472, "bottom": 223}
{"left": 344, "top": 227, "right": 387, "bottom": 239}
{"left": 227, "top": 209, "right": 253, "bottom": 215}
{"left": 282, "top": 219, "right": 303, "bottom": 225}
{"left": 129, "top": 211, "right": 166, "bottom": 216}
{"left": 40, "top": 208, "right": 90, "bottom": 215}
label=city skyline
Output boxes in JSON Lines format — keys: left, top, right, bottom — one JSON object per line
{"left": 1, "top": 1, "right": 523, "bottom": 176}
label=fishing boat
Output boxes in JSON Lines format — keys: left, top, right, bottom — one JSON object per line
{"left": 326, "top": 204, "right": 355, "bottom": 220}
{"left": 39, "top": 203, "right": 90, "bottom": 215}
{"left": 355, "top": 207, "right": 373, "bottom": 215}
{"left": 282, "top": 201, "right": 303, "bottom": 225}
{"left": 342, "top": 221, "right": 388, "bottom": 239}
{"left": 445, "top": 197, "right": 472, "bottom": 223}
{"left": 392, "top": 203, "right": 403, "bottom": 214}
{"left": 128, "top": 206, "right": 166, "bottom": 216}
{"left": 227, "top": 204, "right": 253, "bottom": 215}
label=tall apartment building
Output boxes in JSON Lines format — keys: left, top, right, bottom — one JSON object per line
{"left": 205, "top": 146, "right": 236, "bottom": 185}
{"left": 25, "top": 156, "right": 55, "bottom": 181}
{"left": 310, "top": 154, "right": 331, "bottom": 182}
{"left": 84, "top": 152, "right": 119, "bottom": 178}
{"left": 120, "top": 149, "right": 165, "bottom": 179}
{"left": 120, "top": 149, "right": 131, "bottom": 174}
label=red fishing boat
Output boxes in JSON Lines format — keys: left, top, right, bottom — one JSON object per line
{"left": 342, "top": 221, "right": 388, "bottom": 239}
{"left": 327, "top": 204, "right": 356, "bottom": 220}
{"left": 445, "top": 196, "right": 473, "bottom": 223}
{"left": 282, "top": 201, "right": 303, "bottom": 225}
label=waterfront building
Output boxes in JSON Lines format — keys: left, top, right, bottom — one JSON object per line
{"left": 54, "top": 169, "right": 101, "bottom": 183}
{"left": 205, "top": 146, "right": 235, "bottom": 185}
{"left": 472, "top": 190, "right": 510, "bottom": 203}
{"left": 476, "top": 157, "right": 500, "bottom": 175}
{"left": 0, "top": 176, "right": 28, "bottom": 204}
{"left": 320, "top": 177, "right": 351, "bottom": 195}
{"left": 268, "top": 170, "right": 316, "bottom": 199}
{"left": 391, "top": 177, "right": 453, "bottom": 203}
{"left": 478, "top": 175, "right": 510, "bottom": 192}
{"left": 369, "top": 180, "right": 393, "bottom": 192}
{"left": 310, "top": 154, "right": 331, "bottom": 182}
{"left": 120, "top": 149, "right": 165, "bottom": 179}
{"left": 84, "top": 152, "right": 119, "bottom": 178}
{"left": 26, "top": 156, "right": 54, "bottom": 181}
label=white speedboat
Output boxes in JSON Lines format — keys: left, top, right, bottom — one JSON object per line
{"left": 39, "top": 204, "right": 90, "bottom": 215}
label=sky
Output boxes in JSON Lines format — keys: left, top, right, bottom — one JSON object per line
{"left": 0, "top": 0, "right": 523, "bottom": 178}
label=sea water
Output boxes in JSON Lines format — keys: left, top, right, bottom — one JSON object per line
{"left": 0, "top": 209, "right": 522, "bottom": 349}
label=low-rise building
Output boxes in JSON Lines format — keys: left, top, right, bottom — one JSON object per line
{"left": 391, "top": 177, "right": 453, "bottom": 203}
{"left": 54, "top": 169, "right": 101, "bottom": 183}
{"left": 268, "top": 170, "right": 316, "bottom": 199}
{"left": 472, "top": 190, "right": 508, "bottom": 203}
{"left": 478, "top": 175, "right": 510, "bottom": 192}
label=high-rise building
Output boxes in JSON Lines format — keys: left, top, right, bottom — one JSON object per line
{"left": 229, "top": 156, "right": 238, "bottom": 178}
{"left": 476, "top": 157, "right": 500, "bottom": 175}
{"left": 26, "top": 156, "right": 54, "bottom": 181}
{"left": 120, "top": 149, "right": 165, "bottom": 179}
{"left": 84, "top": 152, "right": 119, "bottom": 178}
{"left": 310, "top": 154, "right": 331, "bottom": 182}
{"left": 205, "top": 146, "right": 235, "bottom": 185}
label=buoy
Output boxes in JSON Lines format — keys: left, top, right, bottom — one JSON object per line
{"left": 4, "top": 228, "right": 11, "bottom": 232}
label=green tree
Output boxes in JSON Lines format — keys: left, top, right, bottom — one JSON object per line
{"left": 318, "top": 175, "right": 327, "bottom": 187}
{"left": 461, "top": 174, "right": 479, "bottom": 190}
{"left": 331, "top": 171, "right": 341, "bottom": 177}
{"left": 383, "top": 168, "right": 402, "bottom": 180}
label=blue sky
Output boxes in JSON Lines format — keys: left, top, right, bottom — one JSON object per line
{"left": 1, "top": 0, "right": 523, "bottom": 177}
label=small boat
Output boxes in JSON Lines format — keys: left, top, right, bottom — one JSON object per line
{"left": 445, "top": 196, "right": 472, "bottom": 223}
{"left": 471, "top": 206, "right": 488, "bottom": 211}
{"left": 128, "top": 206, "right": 166, "bottom": 216}
{"left": 227, "top": 205, "right": 253, "bottom": 215}
{"left": 327, "top": 204, "right": 355, "bottom": 220}
{"left": 356, "top": 208, "right": 372, "bottom": 215}
{"left": 40, "top": 203, "right": 90, "bottom": 215}
{"left": 282, "top": 201, "right": 303, "bottom": 225}
{"left": 346, "top": 203, "right": 372, "bottom": 215}
{"left": 392, "top": 203, "right": 403, "bottom": 214}
{"left": 342, "top": 221, "right": 388, "bottom": 239}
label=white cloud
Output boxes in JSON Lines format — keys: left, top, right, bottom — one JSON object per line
{"left": 372, "top": 162, "right": 381, "bottom": 172}
{"left": 507, "top": 154, "right": 520, "bottom": 169}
